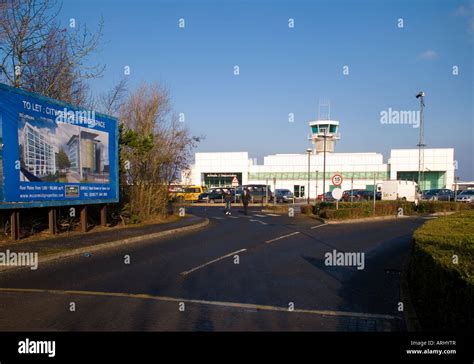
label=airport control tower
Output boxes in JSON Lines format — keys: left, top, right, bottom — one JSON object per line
{"left": 308, "top": 119, "right": 340, "bottom": 154}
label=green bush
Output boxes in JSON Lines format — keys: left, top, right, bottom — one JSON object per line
{"left": 320, "top": 208, "right": 368, "bottom": 220}
{"left": 317, "top": 201, "right": 415, "bottom": 219}
{"left": 408, "top": 210, "right": 474, "bottom": 330}
{"left": 415, "top": 201, "right": 471, "bottom": 214}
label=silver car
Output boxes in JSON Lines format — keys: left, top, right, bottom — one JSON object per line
{"left": 455, "top": 190, "right": 474, "bottom": 203}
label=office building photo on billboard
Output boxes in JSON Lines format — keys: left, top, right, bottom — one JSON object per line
{"left": 18, "top": 117, "right": 110, "bottom": 184}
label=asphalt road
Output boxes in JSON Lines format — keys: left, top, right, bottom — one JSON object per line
{"left": 0, "top": 205, "right": 426, "bottom": 331}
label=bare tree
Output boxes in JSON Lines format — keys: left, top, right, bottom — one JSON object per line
{"left": 119, "top": 83, "right": 201, "bottom": 221}
{"left": 98, "top": 77, "right": 128, "bottom": 116}
{"left": 0, "top": 0, "right": 103, "bottom": 105}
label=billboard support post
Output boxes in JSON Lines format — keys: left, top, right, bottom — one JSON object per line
{"left": 10, "top": 210, "right": 20, "bottom": 240}
{"left": 100, "top": 205, "right": 107, "bottom": 227}
{"left": 48, "top": 208, "right": 57, "bottom": 235}
{"left": 80, "top": 206, "right": 88, "bottom": 233}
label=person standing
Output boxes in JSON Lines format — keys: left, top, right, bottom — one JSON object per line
{"left": 224, "top": 190, "right": 232, "bottom": 215}
{"left": 241, "top": 188, "right": 251, "bottom": 215}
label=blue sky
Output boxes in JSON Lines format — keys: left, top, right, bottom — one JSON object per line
{"left": 61, "top": 0, "right": 473, "bottom": 179}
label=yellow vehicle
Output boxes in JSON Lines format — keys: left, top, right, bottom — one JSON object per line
{"left": 170, "top": 185, "right": 206, "bottom": 202}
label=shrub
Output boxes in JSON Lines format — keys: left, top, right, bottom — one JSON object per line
{"left": 317, "top": 201, "right": 415, "bottom": 219}
{"left": 415, "top": 201, "right": 471, "bottom": 214}
{"left": 300, "top": 204, "right": 314, "bottom": 215}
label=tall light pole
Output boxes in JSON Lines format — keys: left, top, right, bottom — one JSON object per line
{"left": 416, "top": 91, "right": 425, "bottom": 191}
{"left": 315, "top": 170, "right": 319, "bottom": 200}
{"left": 306, "top": 148, "right": 312, "bottom": 204}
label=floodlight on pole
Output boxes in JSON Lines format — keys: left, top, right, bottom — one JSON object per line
{"left": 416, "top": 91, "right": 426, "bottom": 190}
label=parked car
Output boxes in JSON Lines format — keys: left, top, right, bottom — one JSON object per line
{"left": 236, "top": 184, "right": 273, "bottom": 203}
{"left": 455, "top": 190, "right": 474, "bottom": 203}
{"left": 316, "top": 191, "right": 336, "bottom": 202}
{"left": 341, "top": 189, "right": 367, "bottom": 201}
{"left": 358, "top": 190, "right": 381, "bottom": 200}
{"left": 275, "top": 189, "right": 294, "bottom": 203}
{"left": 421, "top": 189, "right": 455, "bottom": 201}
{"left": 171, "top": 185, "right": 206, "bottom": 202}
{"left": 198, "top": 188, "right": 235, "bottom": 203}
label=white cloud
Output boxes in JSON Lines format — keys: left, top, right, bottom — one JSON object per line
{"left": 454, "top": 2, "right": 474, "bottom": 35}
{"left": 418, "top": 49, "right": 438, "bottom": 60}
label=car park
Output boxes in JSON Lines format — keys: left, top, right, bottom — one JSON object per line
{"left": 170, "top": 185, "right": 206, "bottom": 202}
{"left": 455, "top": 190, "right": 474, "bottom": 203}
{"left": 341, "top": 189, "right": 367, "bottom": 201}
{"left": 198, "top": 188, "right": 235, "bottom": 203}
{"left": 274, "top": 189, "right": 294, "bottom": 203}
{"left": 236, "top": 184, "right": 273, "bottom": 203}
{"left": 381, "top": 180, "right": 419, "bottom": 202}
{"left": 317, "top": 191, "right": 336, "bottom": 202}
{"left": 421, "top": 189, "right": 456, "bottom": 201}
{"left": 358, "top": 190, "right": 381, "bottom": 200}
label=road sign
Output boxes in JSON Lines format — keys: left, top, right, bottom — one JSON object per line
{"left": 231, "top": 176, "right": 239, "bottom": 187}
{"left": 331, "top": 188, "right": 343, "bottom": 200}
{"left": 332, "top": 173, "right": 343, "bottom": 186}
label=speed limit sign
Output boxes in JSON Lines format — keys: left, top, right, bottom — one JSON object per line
{"left": 332, "top": 174, "right": 343, "bottom": 186}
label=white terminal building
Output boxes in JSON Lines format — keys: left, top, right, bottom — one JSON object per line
{"left": 182, "top": 119, "right": 455, "bottom": 197}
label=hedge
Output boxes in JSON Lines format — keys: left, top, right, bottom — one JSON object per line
{"left": 316, "top": 201, "right": 415, "bottom": 220}
{"left": 408, "top": 210, "right": 474, "bottom": 331}
{"left": 314, "top": 201, "right": 472, "bottom": 220}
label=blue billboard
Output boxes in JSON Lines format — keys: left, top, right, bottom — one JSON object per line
{"left": 0, "top": 83, "right": 119, "bottom": 208}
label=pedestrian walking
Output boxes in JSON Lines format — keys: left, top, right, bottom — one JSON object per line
{"left": 241, "top": 188, "right": 251, "bottom": 215}
{"left": 224, "top": 190, "right": 232, "bottom": 215}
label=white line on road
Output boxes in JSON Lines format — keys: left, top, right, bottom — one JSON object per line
{"left": 253, "top": 214, "right": 267, "bottom": 218}
{"left": 311, "top": 224, "right": 328, "bottom": 229}
{"left": 228, "top": 216, "right": 239, "bottom": 219}
{"left": 212, "top": 216, "right": 224, "bottom": 220}
{"left": 265, "top": 214, "right": 281, "bottom": 217}
{"left": 265, "top": 231, "right": 300, "bottom": 244}
{"left": 249, "top": 219, "right": 268, "bottom": 226}
{"left": 0, "top": 287, "right": 400, "bottom": 321}
{"left": 180, "top": 249, "right": 247, "bottom": 276}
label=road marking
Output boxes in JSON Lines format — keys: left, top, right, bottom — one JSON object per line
{"left": 311, "top": 224, "right": 328, "bottom": 229}
{"left": 0, "top": 287, "right": 400, "bottom": 321}
{"left": 212, "top": 216, "right": 224, "bottom": 220}
{"left": 249, "top": 219, "right": 268, "bottom": 226}
{"left": 265, "top": 231, "right": 300, "bottom": 244}
{"left": 253, "top": 214, "right": 267, "bottom": 218}
{"left": 228, "top": 216, "right": 239, "bottom": 219}
{"left": 265, "top": 213, "right": 281, "bottom": 217}
{"left": 180, "top": 249, "right": 247, "bottom": 276}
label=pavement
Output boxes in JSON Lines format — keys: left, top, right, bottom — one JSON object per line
{"left": 0, "top": 205, "right": 426, "bottom": 331}
{"left": 0, "top": 215, "right": 208, "bottom": 268}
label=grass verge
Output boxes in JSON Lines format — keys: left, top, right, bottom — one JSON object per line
{"left": 408, "top": 210, "right": 474, "bottom": 330}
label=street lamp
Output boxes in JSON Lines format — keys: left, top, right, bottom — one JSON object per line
{"left": 306, "top": 148, "right": 312, "bottom": 204}
{"left": 315, "top": 170, "right": 319, "bottom": 201}
{"left": 416, "top": 91, "right": 425, "bottom": 190}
